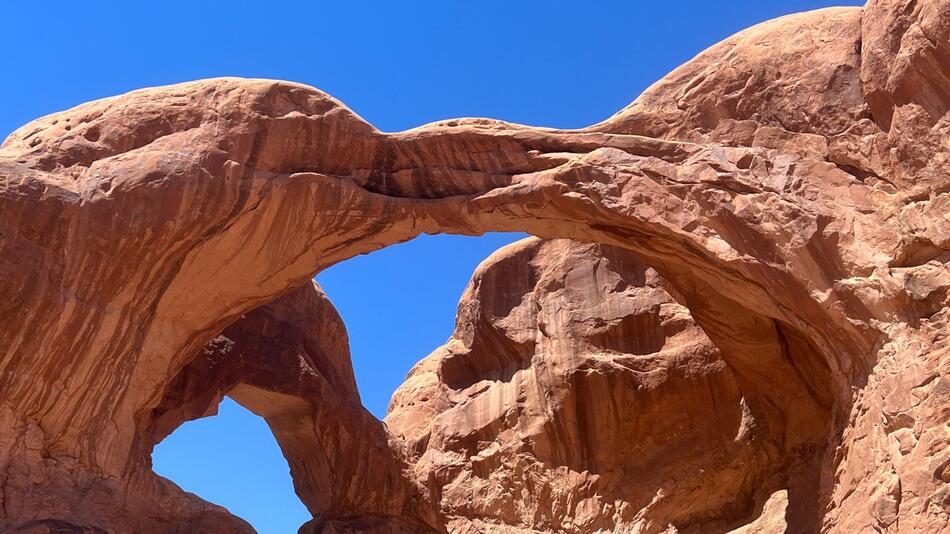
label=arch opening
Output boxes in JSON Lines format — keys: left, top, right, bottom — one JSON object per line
{"left": 315, "top": 231, "right": 528, "bottom": 418}
{"left": 151, "top": 397, "right": 310, "bottom": 534}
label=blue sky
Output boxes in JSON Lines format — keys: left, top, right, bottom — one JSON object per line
{"left": 2, "top": 1, "right": 863, "bottom": 532}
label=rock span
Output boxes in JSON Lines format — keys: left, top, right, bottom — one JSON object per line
{"left": 0, "top": 1, "right": 947, "bottom": 532}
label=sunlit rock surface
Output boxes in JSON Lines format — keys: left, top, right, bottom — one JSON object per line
{"left": 0, "top": 1, "right": 947, "bottom": 532}
{"left": 388, "top": 238, "right": 785, "bottom": 533}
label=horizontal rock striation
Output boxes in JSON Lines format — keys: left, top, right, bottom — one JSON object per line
{"left": 0, "top": 1, "right": 947, "bottom": 532}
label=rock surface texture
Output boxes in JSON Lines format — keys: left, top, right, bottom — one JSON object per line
{"left": 0, "top": 1, "right": 947, "bottom": 533}
{"left": 387, "top": 239, "right": 786, "bottom": 533}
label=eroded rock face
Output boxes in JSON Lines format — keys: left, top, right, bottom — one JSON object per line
{"left": 0, "top": 1, "right": 947, "bottom": 532}
{"left": 387, "top": 238, "right": 787, "bottom": 533}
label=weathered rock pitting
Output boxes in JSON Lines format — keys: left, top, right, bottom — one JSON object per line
{"left": 0, "top": 1, "right": 947, "bottom": 532}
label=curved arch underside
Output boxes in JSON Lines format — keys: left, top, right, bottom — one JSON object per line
{"left": 0, "top": 2, "right": 947, "bottom": 533}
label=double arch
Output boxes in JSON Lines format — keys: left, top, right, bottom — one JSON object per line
{"left": 0, "top": 77, "right": 879, "bottom": 532}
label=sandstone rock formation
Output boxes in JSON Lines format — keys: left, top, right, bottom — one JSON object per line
{"left": 387, "top": 238, "right": 787, "bottom": 533}
{"left": 0, "top": 1, "right": 947, "bottom": 532}
{"left": 149, "top": 281, "right": 430, "bottom": 533}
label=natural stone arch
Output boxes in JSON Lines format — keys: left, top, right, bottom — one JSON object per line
{"left": 145, "top": 281, "right": 428, "bottom": 531}
{"left": 0, "top": 77, "right": 865, "bottom": 531}
{"left": 0, "top": 2, "right": 946, "bottom": 532}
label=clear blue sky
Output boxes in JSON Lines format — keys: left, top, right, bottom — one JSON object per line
{"left": 2, "top": 1, "right": 863, "bottom": 532}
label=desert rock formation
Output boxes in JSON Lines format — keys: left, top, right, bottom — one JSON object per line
{"left": 387, "top": 238, "right": 788, "bottom": 533}
{"left": 0, "top": 1, "right": 947, "bottom": 532}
